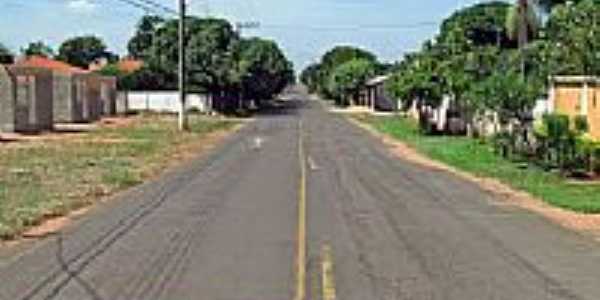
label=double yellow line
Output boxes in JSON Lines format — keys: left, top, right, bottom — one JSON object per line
{"left": 295, "top": 120, "right": 336, "bottom": 300}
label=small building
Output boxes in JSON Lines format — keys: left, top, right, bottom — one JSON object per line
{"left": 14, "top": 56, "right": 115, "bottom": 123}
{"left": 0, "top": 65, "right": 54, "bottom": 133}
{"left": 365, "top": 75, "right": 398, "bottom": 111}
{"left": 549, "top": 76, "right": 600, "bottom": 139}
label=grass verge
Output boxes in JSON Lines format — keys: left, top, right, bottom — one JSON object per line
{"left": 0, "top": 114, "right": 239, "bottom": 239}
{"left": 353, "top": 114, "right": 600, "bottom": 214}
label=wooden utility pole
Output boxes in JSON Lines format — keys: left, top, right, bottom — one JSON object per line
{"left": 178, "top": 0, "right": 188, "bottom": 131}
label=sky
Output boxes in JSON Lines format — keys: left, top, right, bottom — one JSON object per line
{"left": 0, "top": 0, "right": 493, "bottom": 70}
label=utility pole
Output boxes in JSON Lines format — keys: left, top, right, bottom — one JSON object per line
{"left": 178, "top": 0, "right": 188, "bottom": 131}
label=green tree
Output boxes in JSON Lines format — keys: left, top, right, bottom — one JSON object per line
{"left": 238, "top": 37, "right": 294, "bottom": 104}
{"left": 21, "top": 41, "right": 54, "bottom": 58}
{"left": 300, "top": 63, "right": 322, "bottom": 93}
{"left": 127, "top": 15, "right": 165, "bottom": 59}
{"left": 537, "top": 0, "right": 583, "bottom": 13}
{"left": 387, "top": 50, "right": 444, "bottom": 110}
{"left": 438, "top": 1, "right": 512, "bottom": 50}
{"left": 142, "top": 17, "right": 239, "bottom": 94}
{"left": 467, "top": 70, "right": 538, "bottom": 125}
{"left": 545, "top": 0, "right": 600, "bottom": 75}
{"left": 57, "top": 36, "right": 110, "bottom": 68}
{"left": 0, "top": 43, "right": 13, "bottom": 64}
{"left": 327, "top": 58, "right": 376, "bottom": 106}
{"left": 185, "top": 18, "right": 240, "bottom": 95}
{"left": 317, "top": 46, "right": 377, "bottom": 97}
{"left": 506, "top": 0, "right": 540, "bottom": 48}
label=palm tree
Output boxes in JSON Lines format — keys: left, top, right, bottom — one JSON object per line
{"left": 506, "top": 0, "right": 541, "bottom": 76}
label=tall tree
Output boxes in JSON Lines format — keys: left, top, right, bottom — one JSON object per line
{"left": 57, "top": 36, "right": 109, "bottom": 68}
{"left": 537, "top": 0, "right": 583, "bottom": 13}
{"left": 185, "top": 18, "right": 240, "bottom": 93}
{"left": 238, "top": 37, "right": 294, "bottom": 104}
{"left": 327, "top": 58, "right": 376, "bottom": 106}
{"left": 300, "top": 63, "right": 322, "bottom": 93}
{"left": 318, "top": 46, "right": 377, "bottom": 98}
{"left": 127, "top": 15, "right": 165, "bottom": 59}
{"left": 545, "top": 0, "right": 600, "bottom": 75}
{"left": 438, "top": 1, "right": 512, "bottom": 50}
{"left": 21, "top": 41, "right": 54, "bottom": 58}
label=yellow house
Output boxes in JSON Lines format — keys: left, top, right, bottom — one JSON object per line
{"left": 549, "top": 76, "right": 600, "bottom": 139}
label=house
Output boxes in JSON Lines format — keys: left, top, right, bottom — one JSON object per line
{"left": 549, "top": 76, "right": 600, "bottom": 139}
{"left": 365, "top": 75, "right": 399, "bottom": 111}
{"left": 0, "top": 65, "right": 54, "bottom": 133}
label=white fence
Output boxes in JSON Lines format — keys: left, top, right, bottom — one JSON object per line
{"left": 119, "top": 91, "right": 211, "bottom": 113}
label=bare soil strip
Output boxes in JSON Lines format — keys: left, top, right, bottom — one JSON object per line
{"left": 350, "top": 118, "right": 600, "bottom": 237}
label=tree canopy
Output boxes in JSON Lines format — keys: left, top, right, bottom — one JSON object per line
{"left": 238, "top": 37, "right": 295, "bottom": 102}
{"left": 303, "top": 46, "right": 378, "bottom": 99}
{"left": 544, "top": 0, "right": 600, "bottom": 75}
{"left": 121, "top": 16, "right": 294, "bottom": 112}
{"left": 57, "top": 36, "right": 113, "bottom": 68}
{"left": 327, "top": 58, "right": 376, "bottom": 105}
{"left": 127, "top": 15, "right": 165, "bottom": 60}
{"left": 21, "top": 41, "right": 54, "bottom": 58}
{"left": 438, "top": 1, "right": 512, "bottom": 50}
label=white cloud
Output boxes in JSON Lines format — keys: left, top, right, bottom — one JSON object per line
{"left": 67, "top": 0, "right": 97, "bottom": 12}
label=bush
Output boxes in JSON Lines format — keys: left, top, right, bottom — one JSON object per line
{"left": 574, "top": 115, "right": 589, "bottom": 134}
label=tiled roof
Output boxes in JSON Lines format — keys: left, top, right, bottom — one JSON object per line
{"left": 13, "top": 56, "right": 88, "bottom": 74}
{"left": 117, "top": 59, "right": 143, "bottom": 74}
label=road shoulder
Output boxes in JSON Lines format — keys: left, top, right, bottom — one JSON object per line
{"left": 348, "top": 116, "right": 600, "bottom": 239}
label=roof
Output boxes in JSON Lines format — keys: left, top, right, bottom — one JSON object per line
{"left": 366, "top": 75, "right": 390, "bottom": 86}
{"left": 117, "top": 59, "right": 143, "bottom": 74}
{"left": 550, "top": 76, "right": 600, "bottom": 84}
{"left": 13, "top": 56, "right": 88, "bottom": 74}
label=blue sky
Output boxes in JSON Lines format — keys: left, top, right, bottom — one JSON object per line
{"left": 0, "top": 0, "right": 493, "bottom": 69}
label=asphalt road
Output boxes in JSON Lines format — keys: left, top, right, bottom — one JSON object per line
{"left": 2, "top": 87, "right": 600, "bottom": 299}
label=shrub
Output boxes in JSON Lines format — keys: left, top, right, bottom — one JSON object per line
{"left": 574, "top": 115, "right": 589, "bottom": 134}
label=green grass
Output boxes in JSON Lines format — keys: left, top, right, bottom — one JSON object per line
{"left": 354, "top": 114, "right": 600, "bottom": 214}
{"left": 0, "top": 115, "right": 237, "bottom": 239}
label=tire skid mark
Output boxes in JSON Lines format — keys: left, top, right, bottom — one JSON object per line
{"left": 15, "top": 125, "right": 254, "bottom": 300}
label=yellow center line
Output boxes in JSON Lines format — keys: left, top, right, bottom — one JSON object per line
{"left": 322, "top": 244, "right": 337, "bottom": 300}
{"left": 294, "top": 120, "right": 307, "bottom": 300}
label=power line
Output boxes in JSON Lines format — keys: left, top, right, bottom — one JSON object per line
{"left": 106, "top": 0, "right": 176, "bottom": 16}
{"left": 136, "top": 0, "right": 177, "bottom": 15}
{"left": 260, "top": 22, "right": 439, "bottom": 32}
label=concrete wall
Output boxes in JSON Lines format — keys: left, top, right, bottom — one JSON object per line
{"left": 6, "top": 67, "right": 53, "bottom": 133}
{"left": 100, "top": 76, "right": 117, "bottom": 116}
{"left": 116, "top": 91, "right": 129, "bottom": 114}
{"left": 0, "top": 65, "right": 16, "bottom": 132}
{"left": 122, "top": 91, "right": 210, "bottom": 113}
{"left": 73, "top": 74, "right": 102, "bottom": 122}
{"left": 52, "top": 73, "right": 82, "bottom": 123}
{"left": 53, "top": 73, "right": 117, "bottom": 123}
